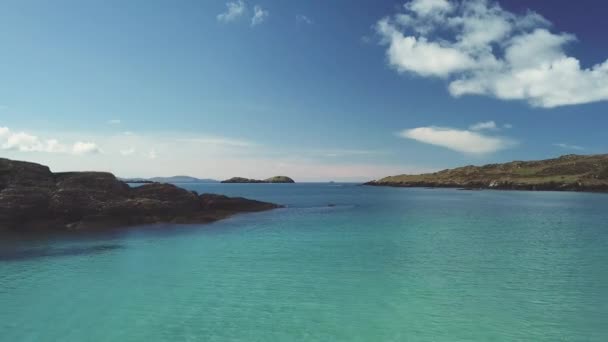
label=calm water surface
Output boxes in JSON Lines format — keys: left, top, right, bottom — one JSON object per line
{"left": 1, "top": 184, "right": 607, "bottom": 341}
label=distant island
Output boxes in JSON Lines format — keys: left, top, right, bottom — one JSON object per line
{"left": 120, "top": 176, "right": 218, "bottom": 184}
{"left": 149, "top": 176, "right": 219, "bottom": 183}
{"left": 221, "top": 176, "right": 295, "bottom": 184}
{"left": 0, "top": 158, "right": 281, "bottom": 233}
{"left": 365, "top": 154, "right": 608, "bottom": 192}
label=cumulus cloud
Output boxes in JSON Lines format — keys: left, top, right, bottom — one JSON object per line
{"left": 0, "top": 126, "right": 100, "bottom": 155}
{"left": 251, "top": 5, "right": 269, "bottom": 26}
{"left": 376, "top": 0, "right": 608, "bottom": 107}
{"left": 217, "top": 0, "right": 247, "bottom": 22}
{"left": 399, "top": 125, "right": 515, "bottom": 154}
{"left": 469, "top": 121, "right": 498, "bottom": 131}
{"left": 72, "top": 142, "right": 101, "bottom": 155}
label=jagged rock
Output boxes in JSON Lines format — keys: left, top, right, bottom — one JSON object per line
{"left": 0, "top": 158, "right": 282, "bottom": 232}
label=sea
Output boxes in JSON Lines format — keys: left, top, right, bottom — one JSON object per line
{"left": 1, "top": 183, "right": 607, "bottom": 341}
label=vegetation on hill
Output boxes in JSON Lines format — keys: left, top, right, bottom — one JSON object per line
{"left": 222, "top": 176, "right": 295, "bottom": 183}
{"left": 365, "top": 154, "right": 608, "bottom": 192}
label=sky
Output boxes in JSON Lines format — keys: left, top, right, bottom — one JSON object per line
{"left": 1, "top": 0, "right": 608, "bottom": 181}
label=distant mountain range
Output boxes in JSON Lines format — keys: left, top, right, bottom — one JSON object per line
{"left": 121, "top": 176, "right": 219, "bottom": 184}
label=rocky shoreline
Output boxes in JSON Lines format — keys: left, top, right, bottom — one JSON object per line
{"left": 365, "top": 180, "right": 608, "bottom": 192}
{"left": 0, "top": 158, "right": 282, "bottom": 233}
{"left": 365, "top": 154, "right": 608, "bottom": 193}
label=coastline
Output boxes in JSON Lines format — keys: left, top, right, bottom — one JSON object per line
{"left": 363, "top": 181, "right": 608, "bottom": 193}
{"left": 364, "top": 154, "right": 608, "bottom": 193}
{"left": 0, "top": 158, "right": 282, "bottom": 234}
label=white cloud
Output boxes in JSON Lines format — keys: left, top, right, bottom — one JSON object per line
{"left": 296, "top": 14, "right": 313, "bottom": 25}
{"left": 107, "top": 119, "right": 121, "bottom": 125}
{"left": 251, "top": 5, "right": 269, "bottom": 26}
{"left": 469, "top": 121, "right": 498, "bottom": 131}
{"left": 72, "top": 142, "right": 101, "bottom": 155}
{"left": 377, "top": 19, "right": 474, "bottom": 78}
{"left": 376, "top": 0, "right": 608, "bottom": 107}
{"left": 1, "top": 128, "right": 431, "bottom": 181}
{"left": 0, "top": 126, "right": 101, "bottom": 155}
{"left": 503, "top": 123, "right": 513, "bottom": 129}
{"left": 554, "top": 143, "right": 584, "bottom": 151}
{"left": 399, "top": 126, "right": 515, "bottom": 154}
{"left": 405, "top": 0, "right": 453, "bottom": 18}
{"left": 217, "top": 0, "right": 247, "bottom": 23}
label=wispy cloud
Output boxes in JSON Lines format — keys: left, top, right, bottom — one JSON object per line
{"left": 251, "top": 5, "right": 269, "bottom": 26}
{"left": 314, "top": 149, "right": 388, "bottom": 158}
{"left": 398, "top": 125, "right": 516, "bottom": 154}
{"left": 177, "top": 136, "right": 255, "bottom": 148}
{"left": 376, "top": 0, "right": 608, "bottom": 107}
{"left": 554, "top": 143, "right": 584, "bottom": 151}
{"left": 107, "top": 119, "right": 121, "bottom": 125}
{"left": 469, "top": 121, "right": 498, "bottom": 131}
{"left": 217, "top": 0, "right": 247, "bottom": 23}
{"left": 120, "top": 147, "right": 136, "bottom": 156}
{"left": 296, "top": 14, "right": 313, "bottom": 25}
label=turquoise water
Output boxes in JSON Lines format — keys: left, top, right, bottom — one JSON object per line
{"left": 1, "top": 184, "right": 607, "bottom": 341}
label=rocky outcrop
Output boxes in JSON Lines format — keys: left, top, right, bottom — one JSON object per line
{"left": 0, "top": 158, "right": 281, "bottom": 232}
{"left": 221, "top": 176, "right": 295, "bottom": 183}
{"left": 365, "top": 154, "right": 608, "bottom": 193}
{"left": 221, "top": 177, "right": 265, "bottom": 184}
{"left": 264, "top": 176, "right": 295, "bottom": 183}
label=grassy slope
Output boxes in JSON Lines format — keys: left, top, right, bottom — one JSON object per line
{"left": 369, "top": 154, "right": 608, "bottom": 190}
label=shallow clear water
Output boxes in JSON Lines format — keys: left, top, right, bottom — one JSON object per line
{"left": 1, "top": 184, "right": 607, "bottom": 341}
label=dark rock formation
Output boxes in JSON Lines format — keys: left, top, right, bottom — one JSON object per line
{"left": 264, "top": 176, "right": 295, "bottom": 183}
{"left": 365, "top": 154, "right": 608, "bottom": 193}
{"left": 221, "top": 176, "right": 295, "bottom": 183}
{"left": 0, "top": 158, "right": 281, "bottom": 232}
{"left": 221, "top": 177, "right": 265, "bottom": 184}
{"left": 147, "top": 176, "right": 218, "bottom": 183}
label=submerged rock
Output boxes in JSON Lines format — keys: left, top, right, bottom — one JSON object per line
{"left": 0, "top": 158, "right": 282, "bottom": 232}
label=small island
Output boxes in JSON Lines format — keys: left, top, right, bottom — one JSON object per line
{"left": 0, "top": 158, "right": 281, "bottom": 233}
{"left": 365, "top": 154, "right": 608, "bottom": 192}
{"left": 221, "top": 176, "right": 295, "bottom": 184}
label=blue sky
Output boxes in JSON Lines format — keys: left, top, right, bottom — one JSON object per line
{"left": 1, "top": 0, "right": 607, "bottom": 181}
